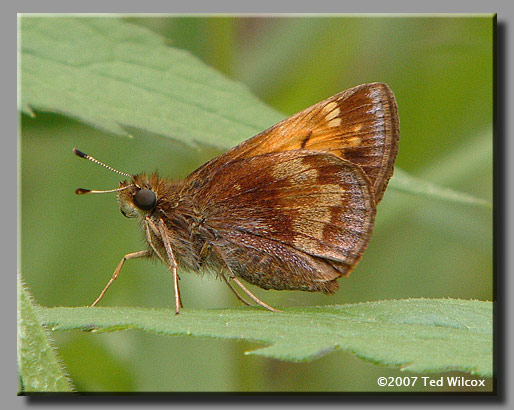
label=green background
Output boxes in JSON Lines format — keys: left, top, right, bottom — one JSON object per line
{"left": 20, "top": 15, "right": 493, "bottom": 392}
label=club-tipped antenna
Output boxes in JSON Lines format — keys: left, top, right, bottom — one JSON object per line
{"left": 73, "top": 148, "right": 133, "bottom": 178}
{"left": 73, "top": 148, "right": 135, "bottom": 195}
{"left": 75, "top": 185, "right": 134, "bottom": 195}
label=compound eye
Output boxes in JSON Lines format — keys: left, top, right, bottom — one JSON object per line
{"left": 133, "top": 189, "right": 157, "bottom": 211}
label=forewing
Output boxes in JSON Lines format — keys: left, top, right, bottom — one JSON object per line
{"left": 188, "top": 83, "right": 399, "bottom": 203}
{"left": 190, "top": 150, "right": 376, "bottom": 280}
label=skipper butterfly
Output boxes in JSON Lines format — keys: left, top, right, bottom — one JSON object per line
{"left": 75, "top": 82, "right": 399, "bottom": 313}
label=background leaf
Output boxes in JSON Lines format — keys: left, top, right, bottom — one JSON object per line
{"left": 390, "top": 169, "right": 491, "bottom": 208}
{"left": 21, "top": 17, "right": 283, "bottom": 149}
{"left": 36, "top": 298, "right": 492, "bottom": 379}
{"left": 17, "top": 274, "right": 74, "bottom": 393}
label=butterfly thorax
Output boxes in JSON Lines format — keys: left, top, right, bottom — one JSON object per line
{"left": 117, "top": 173, "right": 218, "bottom": 274}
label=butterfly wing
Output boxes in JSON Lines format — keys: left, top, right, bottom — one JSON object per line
{"left": 187, "top": 150, "right": 376, "bottom": 292}
{"left": 190, "top": 83, "right": 399, "bottom": 204}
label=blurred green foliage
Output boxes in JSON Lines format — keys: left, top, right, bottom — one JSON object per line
{"left": 20, "top": 15, "right": 493, "bottom": 392}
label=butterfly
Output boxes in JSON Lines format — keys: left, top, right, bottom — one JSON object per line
{"left": 75, "top": 82, "right": 399, "bottom": 313}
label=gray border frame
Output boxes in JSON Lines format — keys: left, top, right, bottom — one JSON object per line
{"left": 11, "top": 1, "right": 512, "bottom": 408}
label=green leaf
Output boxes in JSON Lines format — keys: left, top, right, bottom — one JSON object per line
{"left": 35, "top": 298, "right": 492, "bottom": 377}
{"left": 20, "top": 16, "right": 489, "bottom": 208}
{"left": 17, "top": 274, "right": 74, "bottom": 393}
{"left": 389, "top": 168, "right": 491, "bottom": 208}
{"left": 20, "top": 17, "right": 284, "bottom": 149}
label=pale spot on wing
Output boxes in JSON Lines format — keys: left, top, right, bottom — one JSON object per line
{"left": 293, "top": 207, "right": 331, "bottom": 241}
{"left": 322, "top": 101, "right": 338, "bottom": 113}
{"left": 293, "top": 236, "right": 321, "bottom": 253}
{"left": 291, "top": 184, "right": 346, "bottom": 248}
{"left": 352, "top": 123, "right": 363, "bottom": 133}
{"left": 290, "top": 168, "right": 318, "bottom": 185}
{"left": 346, "top": 136, "right": 362, "bottom": 146}
{"left": 325, "top": 107, "right": 341, "bottom": 121}
{"left": 328, "top": 118, "right": 342, "bottom": 127}
{"left": 271, "top": 157, "right": 305, "bottom": 180}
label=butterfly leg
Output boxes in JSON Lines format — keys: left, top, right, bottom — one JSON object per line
{"left": 221, "top": 275, "right": 252, "bottom": 306}
{"left": 157, "top": 219, "right": 182, "bottom": 314}
{"left": 229, "top": 276, "right": 281, "bottom": 313}
{"left": 198, "top": 242, "right": 252, "bottom": 307}
{"left": 91, "top": 250, "right": 150, "bottom": 307}
{"left": 198, "top": 241, "right": 252, "bottom": 307}
{"left": 145, "top": 218, "right": 183, "bottom": 313}
{"left": 210, "top": 243, "right": 281, "bottom": 312}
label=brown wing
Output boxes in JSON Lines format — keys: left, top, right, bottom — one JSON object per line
{"left": 189, "top": 83, "right": 399, "bottom": 204}
{"left": 187, "top": 150, "right": 376, "bottom": 292}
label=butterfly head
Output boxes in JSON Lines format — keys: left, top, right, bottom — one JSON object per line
{"left": 117, "top": 174, "right": 158, "bottom": 218}
{"left": 73, "top": 148, "right": 160, "bottom": 218}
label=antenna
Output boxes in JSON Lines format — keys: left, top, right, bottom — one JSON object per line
{"left": 73, "top": 148, "right": 133, "bottom": 178}
{"left": 75, "top": 185, "right": 134, "bottom": 195}
{"left": 73, "top": 148, "right": 135, "bottom": 195}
